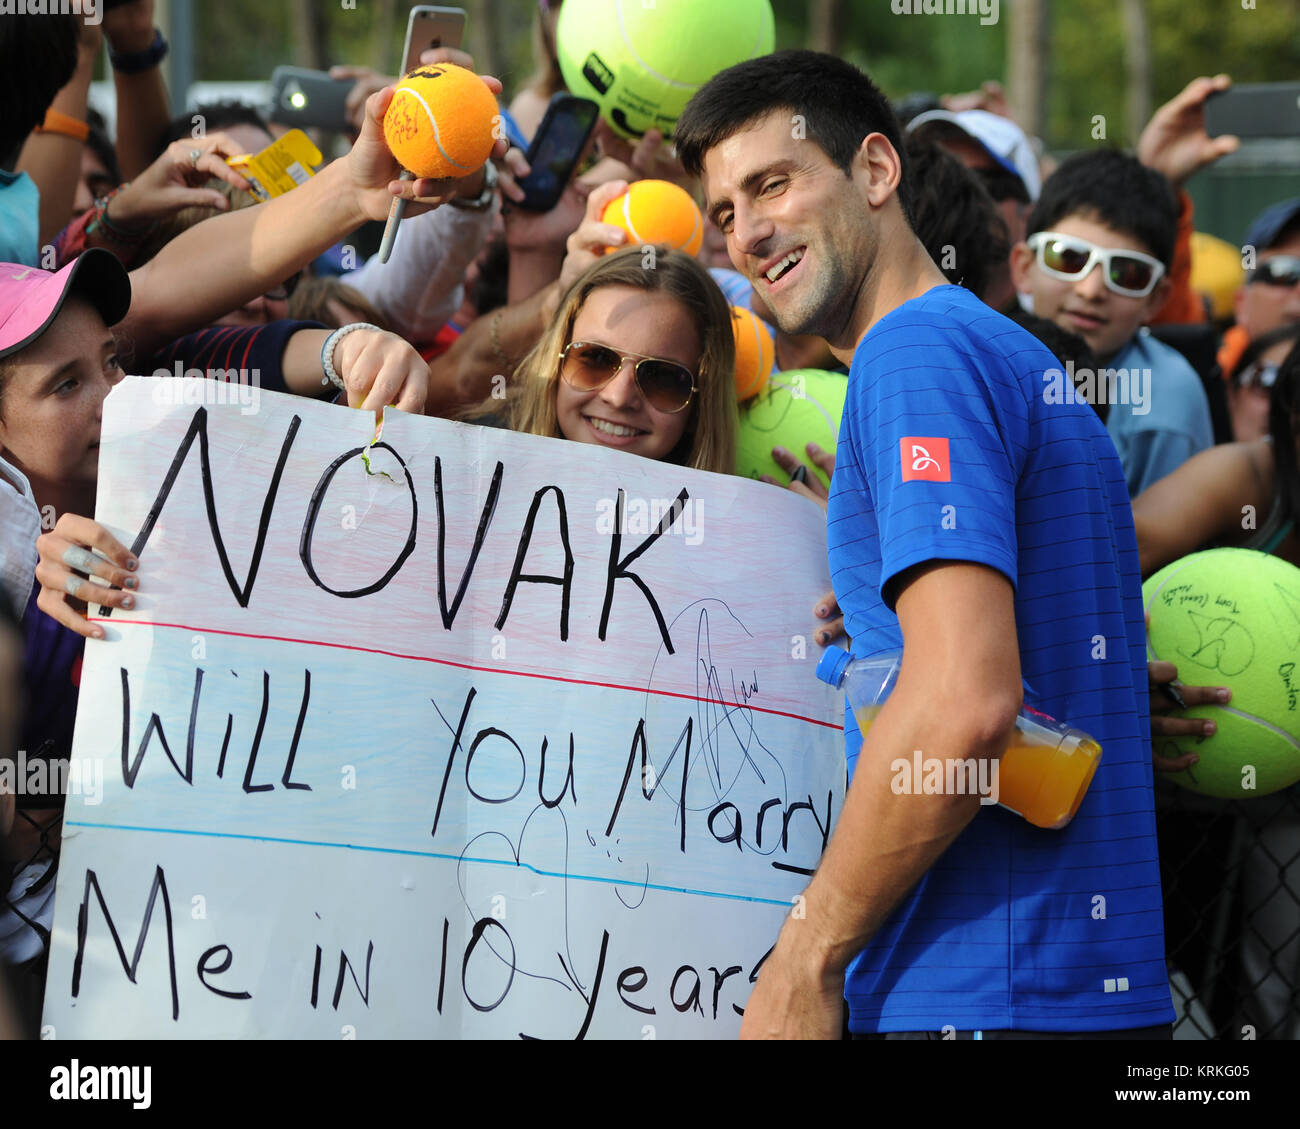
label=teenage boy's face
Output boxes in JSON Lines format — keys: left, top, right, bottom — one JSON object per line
{"left": 699, "top": 110, "right": 879, "bottom": 346}
{"left": 1011, "top": 213, "right": 1170, "bottom": 362}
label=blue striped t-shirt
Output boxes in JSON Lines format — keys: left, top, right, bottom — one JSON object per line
{"left": 828, "top": 284, "right": 1174, "bottom": 1033}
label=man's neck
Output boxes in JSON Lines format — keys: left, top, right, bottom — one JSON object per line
{"left": 830, "top": 234, "right": 950, "bottom": 367}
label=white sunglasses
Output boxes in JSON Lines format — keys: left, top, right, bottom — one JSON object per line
{"left": 1027, "top": 231, "right": 1167, "bottom": 298}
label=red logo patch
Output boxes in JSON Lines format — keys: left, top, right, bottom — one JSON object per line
{"left": 900, "top": 437, "right": 950, "bottom": 482}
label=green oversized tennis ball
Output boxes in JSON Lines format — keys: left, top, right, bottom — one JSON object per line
{"left": 1143, "top": 547, "right": 1300, "bottom": 798}
{"left": 735, "top": 369, "right": 847, "bottom": 487}
{"left": 556, "top": 0, "right": 775, "bottom": 140}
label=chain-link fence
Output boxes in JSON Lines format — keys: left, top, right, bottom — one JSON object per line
{"left": 1158, "top": 779, "right": 1300, "bottom": 1039}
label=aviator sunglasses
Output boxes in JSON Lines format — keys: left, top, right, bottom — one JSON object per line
{"left": 1248, "top": 256, "right": 1300, "bottom": 288}
{"left": 558, "top": 341, "right": 697, "bottom": 414}
{"left": 1027, "top": 231, "right": 1166, "bottom": 298}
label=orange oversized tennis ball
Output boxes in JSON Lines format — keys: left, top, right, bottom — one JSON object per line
{"left": 731, "top": 305, "right": 774, "bottom": 400}
{"left": 382, "top": 65, "right": 498, "bottom": 180}
{"left": 601, "top": 180, "right": 703, "bottom": 256}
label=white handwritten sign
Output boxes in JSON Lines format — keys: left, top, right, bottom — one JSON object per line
{"left": 42, "top": 378, "right": 843, "bottom": 1038}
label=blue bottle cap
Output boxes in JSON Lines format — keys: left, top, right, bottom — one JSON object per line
{"left": 816, "top": 645, "right": 853, "bottom": 687}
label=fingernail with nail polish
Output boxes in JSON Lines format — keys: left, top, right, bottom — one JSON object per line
{"left": 122, "top": 595, "right": 134, "bottom": 609}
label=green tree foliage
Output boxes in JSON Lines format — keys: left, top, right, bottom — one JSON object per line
{"left": 773, "top": 0, "right": 1300, "bottom": 149}
{"left": 193, "top": 0, "right": 1299, "bottom": 151}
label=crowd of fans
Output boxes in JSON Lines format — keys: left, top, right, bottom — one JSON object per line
{"left": 1, "top": 0, "right": 1298, "bottom": 1040}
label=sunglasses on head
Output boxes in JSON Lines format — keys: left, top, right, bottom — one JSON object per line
{"left": 1027, "top": 231, "right": 1166, "bottom": 298}
{"left": 1249, "top": 255, "right": 1300, "bottom": 288}
{"left": 559, "top": 341, "right": 696, "bottom": 414}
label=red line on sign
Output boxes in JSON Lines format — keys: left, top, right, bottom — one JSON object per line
{"left": 89, "top": 617, "right": 844, "bottom": 731}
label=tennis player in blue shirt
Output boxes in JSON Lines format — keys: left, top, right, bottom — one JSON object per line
{"left": 678, "top": 51, "right": 1176, "bottom": 1040}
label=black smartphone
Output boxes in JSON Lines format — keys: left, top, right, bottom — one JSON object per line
{"left": 402, "top": 6, "right": 466, "bottom": 73}
{"left": 268, "top": 67, "right": 354, "bottom": 132}
{"left": 515, "top": 94, "right": 601, "bottom": 212}
{"left": 1206, "top": 83, "right": 1300, "bottom": 139}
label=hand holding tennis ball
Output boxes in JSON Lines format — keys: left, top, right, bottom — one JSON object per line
{"left": 383, "top": 65, "right": 501, "bottom": 179}
{"left": 343, "top": 73, "right": 504, "bottom": 221}
{"left": 559, "top": 179, "right": 632, "bottom": 291}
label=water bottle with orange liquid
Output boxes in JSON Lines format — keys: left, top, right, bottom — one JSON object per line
{"left": 816, "top": 646, "right": 1102, "bottom": 830}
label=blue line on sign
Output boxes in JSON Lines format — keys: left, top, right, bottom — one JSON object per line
{"left": 63, "top": 820, "right": 793, "bottom": 907}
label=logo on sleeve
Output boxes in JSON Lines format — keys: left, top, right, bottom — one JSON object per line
{"left": 900, "top": 437, "right": 950, "bottom": 482}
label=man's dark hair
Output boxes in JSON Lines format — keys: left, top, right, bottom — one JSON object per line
{"left": 676, "top": 49, "right": 912, "bottom": 222}
{"left": 157, "top": 101, "right": 272, "bottom": 158}
{"left": 905, "top": 135, "right": 1009, "bottom": 302}
{"left": 0, "top": 14, "right": 79, "bottom": 166}
{"left": 1026, "top": 149, "right": 1178, "bottom": 269}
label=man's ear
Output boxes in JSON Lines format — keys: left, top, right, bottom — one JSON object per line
{"left": 1009, "top": 241, "right": 1037, "bottom": 296}
{"left": 858, "top": 133, "right": 902, "bottom": 209}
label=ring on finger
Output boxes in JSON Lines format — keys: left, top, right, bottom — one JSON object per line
{"left": 189, "top": 148, "right": 202, "bottom": 167}
{"left": 790, "top": 465, "right": 809, "bottom": 486}
{"left": 64, "top": 575, "right": 84, "bottom": 598}
{"left": 62, "top": 545, "right": 96, "bottom": 573}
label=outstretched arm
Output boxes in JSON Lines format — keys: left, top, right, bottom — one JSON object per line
{"left": 122, "top": 81, "right": 503, "bottom": 360}
{"left": 1131, "top": 439, "right": 1264, "bottom": 577}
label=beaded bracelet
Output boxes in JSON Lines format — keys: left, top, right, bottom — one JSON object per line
{"left": 85, "top": 184, "right": 157, "bottom": 246}
{"left": 321, "top": 323, "right": 384, "bottom": 392}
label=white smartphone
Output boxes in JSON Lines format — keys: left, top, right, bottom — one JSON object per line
{"left": 402, "top": 5, "right": 466, "bottom": 74}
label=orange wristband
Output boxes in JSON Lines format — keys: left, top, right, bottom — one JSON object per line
{"left": 34, "top": 108, "right": 90, "bottom": 143}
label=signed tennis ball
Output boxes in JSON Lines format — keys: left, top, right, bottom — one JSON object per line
{"left": 735, "top": 369, "right": 848, "bottom": 487}
{"left": 1143, "top": 547, "right": 1300, "bottom": 798}
{"left": 600, "top": 180, "right": 704, "bottom": 257}
{"left": 382, "top": 65, "right": 498, "bottom": 180}
{"left": 731, "top": 306, "right": 774, "bottom": 400}
{"left": 556, "top": 0, "right": 775, "bottom": 140}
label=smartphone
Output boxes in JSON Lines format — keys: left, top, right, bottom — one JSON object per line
{"left": 402, "top": 5, "right": 466, "bottom": 74}
{"left": 515, "top": 94, "right": 601, "bottom": 212}
{"left": 268, "top": 67, "right": 354, "bottom": 132}
{"left": 1206, "top": 83, "right": 1300, "bottom": 139}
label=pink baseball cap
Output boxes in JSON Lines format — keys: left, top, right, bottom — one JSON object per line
{"left": 0, "top": 249, "right": 131, "bottom": 362}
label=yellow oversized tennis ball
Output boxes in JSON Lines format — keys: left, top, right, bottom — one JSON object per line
{"left": 601, "top": 180, "right": 703, "bottom": 256}
{"left": 382, "top": 65, "right": 498, "bottom": 180}
{"left": 735, "top": 369, "right": 848, "bottom": 487}
{"left": 731, "top": 306, "right": 774, "bottom": 400}
{"left": 557, "top": 0, "right": 775, "bottom": 140}
{"left": 1144, "top": 547, "right": 1300, "bottom": 798}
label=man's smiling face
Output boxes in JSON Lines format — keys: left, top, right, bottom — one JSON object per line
{"left": 700, "top": 110, "right": 878, "bottom": 345}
